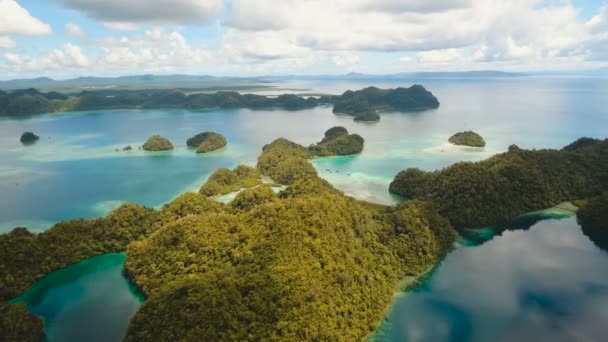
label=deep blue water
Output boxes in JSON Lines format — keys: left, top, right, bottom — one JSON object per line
{"left": 2, "top": 76, "right": 608, "bottom": 341}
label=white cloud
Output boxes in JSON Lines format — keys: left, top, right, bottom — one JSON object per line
{"left": 360, "top": 0, "right": 472, "bottom": 14}
{"left": 332, "top": 52, "right": 361, "bottom": 67}
{"left": 3, "top": 43, "right": 89, "bottom": 72}
{"left": 65, "top": 23, "right": 85, "bottom": 37}
{"left": 587, "top": 4, "right": 608, "bottom": 34}
{"left": 55, "top": 0, "right": 223, "bottom": 25}
{"left": 222, "top": 0, "right": 598, "bottom": 71}
{"left": 415, "top": 48, "right": 464, "bottom": 65}
{"left": 103, "top": 22, "right": 141, "bottom": 32}
{"left": 95, "top": 29, "right": 211, "bottom": 72}
{"left": 0, "top": 0, "right": 51, "bottom": 49}
{"left": 0, "top": 36, "right": 16, "bottom": 49}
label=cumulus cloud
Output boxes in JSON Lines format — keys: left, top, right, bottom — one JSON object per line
{"left": 65, "top": 23, "right": 85, "bottom": 37}
{"left": 360, "top": 0, "right": 472, "bottom": 13}
{"left": 0, "top": 36, "right": 16, "bottom": 49}
{"left": 3, "top": 43, "right": 89, "bottom": 72}
{"left": 103, "top": 22, "right": 141, "bottom": 32}
{"left": 55, "top": 0, "right": 223, "bottom": 25}
{"left": 415, "top": 48, "right": 464, "bottom": 65}
{"left": 0, "top": 0, "right": 51, "bottom": 49}
{"left": 220, "top": 0, "right": 602, "bottom": 71}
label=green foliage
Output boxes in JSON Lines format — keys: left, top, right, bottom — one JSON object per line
{"left": 448, "top": 131, "right": 486, "bottom": 147}
{"left": 20, "top": 132, "right": 39, "bottom": 144}
{"left": 321, "top": 126, "right": 348, "bottom": 142}
{"left": 124, "top": 167, "right": 456, "bottom": 341}
{"left": 332, "top": 85, "right": 439, "bottom": 122}
{"left": 0, "top": 204, "right": 160, "bottom": 301}
{"left": 159, "top": 192, "right": 224, "bottom": 225}
{"left": 142, "top": 135, "right": 174, "bottom": 151}
{"left": 193, "top": 133, "right": 227, "bottom": 153}
{"left": 0, "top": 302, "right": 44, "bottom": 342}
{"left": 577, "top": 192, "right": 608, "bottom": 251}
{"left": 4, "top": 95, "right": 53, "bottom": 116}
{"left": 123, "top": 137, "right": 456, "bottom": 341}
{"left": 309, "top": 127, "right": 364, "bottom": 156}
{"left": 257, "top": 139, "right": 316, "bottom": 185}
{"left": 390, "top": 138, "right": 608, "bottom": 228}
{"left": 0, "top": 87, "right": 441, "bottom": 121}
{"left": 389, "top": 168, "right": 434, "bottom": 199}
{"left": 199, "top": 165, "right": 262, "bottom": 196}
{"left": 230, "top": 186, "right": 278, "bottom": 212}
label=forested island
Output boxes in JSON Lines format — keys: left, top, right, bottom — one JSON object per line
{"left": 0, "top": 86, "right": 438, "bottom": 122}
{"left": 187, "top": 132, "right": 227, "bottom": 153}
{"left": 0, "top": 131, "right": 455, "bottom": 341}
{"left": 142, "top": 135, "right": 174, "bottom": 151}
{"left": 1, "top": 132, "right": 607, "bottom": 340}
{"left": 333, "top": 85, "right": 440, "bottom": 122}
{"left": 389, "top": 138, "right": 608, "bottom": 228}
{"left": 309, "top": 126, "right": 365, "bottom": 156}
{"left": 448, "top": 131, "right": 486, "bottom": 147}
{"left": 19, "top": 132, "right": 39, "bottom": 145}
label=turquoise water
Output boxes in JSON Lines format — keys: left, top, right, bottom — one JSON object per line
{"left": 2, "top": 76, "right": 608, "bottom": 341}
{"left": 2, "top": 77, "right": 607, "bottom": 231}
{"left": 10, "top": 253, "right": 142, "bottom": 342}
{"left": 378, "top": 216, "right": 608, "bottom": 342}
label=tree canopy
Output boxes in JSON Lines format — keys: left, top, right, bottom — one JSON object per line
{"left": 390, "top": 138, "right": 608, "bottom": 228}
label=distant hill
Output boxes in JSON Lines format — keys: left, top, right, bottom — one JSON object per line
{"left": 0, "top": 71, "right": 526, "bottom": 92}
{"left": 0, "top": 75, "right": 271, "bottom": 93}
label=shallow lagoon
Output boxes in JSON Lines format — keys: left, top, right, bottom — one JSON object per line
{"left": 2, "top": 76, "right": 608, "bottom": 341}
{"left": 2, "top": 76, "right": 608, "bottom": 232}
{"left": 11, "top": 253, "right": 142, "bottom": 342}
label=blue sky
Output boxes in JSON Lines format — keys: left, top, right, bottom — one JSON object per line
{"left": 0, "top": 0, "right": 607, "bottom": 79}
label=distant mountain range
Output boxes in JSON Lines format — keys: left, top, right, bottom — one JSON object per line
{"left": 0, "top": 71, "right": 528, "bottom": 92}
{"left": 5, "top": 70, "right": 607, "bottom": 92}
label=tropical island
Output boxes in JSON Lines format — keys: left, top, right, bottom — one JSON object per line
{"left": 333, "top": 85, "right": 440, "bottom": 122}
{"left": 142, "top": 135, "right": 174, "bottom": 151}
{"left": 389, "top": 138, "right": 608, "bottom": 229}
{"left": 187, "top": 132, "right": 227, "bottom": 153}
{"left": 448, "top": 131, "right": 486, "bottom": 147}
{"left": 309, "top": 126, "right": 365, "bottom": 156}
{"left": 20, "top": 132, "right": 39, "bottom": 145}
{"left": 1, "top": 133, "right": 607, "bottom": 340}
{"left": 0, "top": 132, "right": 456, "bottom": 341}
{"left": 0, "top": 86, "right": 439, "bottom": 124}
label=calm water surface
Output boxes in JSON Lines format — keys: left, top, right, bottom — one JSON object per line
{"left": 2, "top": 76, "right": 608, "bottom": 341}
{"left": 11, "top": 253, "right": 142, "bottom": 342}
{"left": 377, "top": 215, "right": 608, "bottom": 342}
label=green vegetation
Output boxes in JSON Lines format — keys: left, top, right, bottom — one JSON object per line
{"left": 257, "top": 138, "right": 316, "bottom": 184}
{"left": 0, "top": 204, "right": 160, "bottom": 301}
{"left": 0, "top": 302, "right": 44, "bottom": 342}
{"left": 20, "top": 132, "right": 39, "bottom": 144}
{"left": 309, "top": 126, "right": 365, "bottom": 156}
{"left": 0, "top": 89, "right": 59, "bottom": 116}
{"left": 142, "top": 135, "right": 174, "bottom": 151}
{"left": 390, "top": 138, "right": 608, "bottom": 229}
{"left": 199, "top": 165, "right": 262, "bottom": 196}
{"left": 187, "top": 132, "right": 227, "bottom": 153}
{"left": 448, "top": 131, "right": 486, "bottom": 147}
{"left": 333, "top": 85, "right": 439, "bottom": 122}
{"left": 578, "top": 193, "right": 608, "bottom": 250}
{"left": 1, "top": 86, "right": 441, "bottom": 123}
{"left": 123, "top": 140, "right": 456, "bottom": 340}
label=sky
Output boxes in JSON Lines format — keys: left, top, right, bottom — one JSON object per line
{"left": 0, "top": 0, "right": 607, "bottom": 79}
